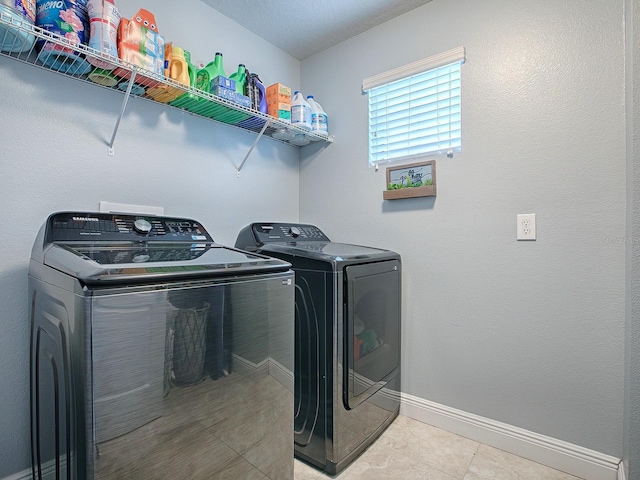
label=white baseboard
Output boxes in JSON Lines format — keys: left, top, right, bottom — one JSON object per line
{"left": 401, "top": 393, "right": 621, "bottom": 480}
{"left": 232, "top": 353, "right": 269, "bottom": 379}
{"left": 618, "top": 461, "right": 626, "bottom": 480}
{"left": 268, "top": 357, "right": 294, "bottom": 391}
{"left": 231, "top": 354, "right": 294, "bottom": 392}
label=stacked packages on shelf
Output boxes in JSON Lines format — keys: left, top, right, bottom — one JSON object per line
{"left": 0, "top": 1, "right": 328, "bottom": 134}
{"left": 266, "top": 83, "right": 291, "bottom": 124}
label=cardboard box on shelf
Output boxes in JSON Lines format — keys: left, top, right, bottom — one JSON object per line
{"left": 266, "top": 83, "right": 291, "bottom": 104}
{"left": 267, "top": 101, "right": 291, "bottom": 112}
{"left": 268, "top": 101, "right": 291, "bottom": 122}
{"left": 270, "top": 111, "right": 291, "bottom": 122}
{"left": 267, "top": 93, "right": 291, "bottom": 105}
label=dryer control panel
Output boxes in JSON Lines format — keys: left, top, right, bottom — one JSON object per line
{"left": 45, "top": 212, "right": 213, "bottom": 243}
{"left": 238, "top": 222, "right": 330, "bottom": 248}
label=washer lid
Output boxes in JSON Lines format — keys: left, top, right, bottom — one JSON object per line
{"left": 262, "top": 241, "right": 397, "bottom": 263}
{"left": 43, "top": 242, "right": 291, "bottom": 284}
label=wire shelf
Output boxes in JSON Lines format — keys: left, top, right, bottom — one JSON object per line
{"left": 0, "top": 11, "right": 333, "bottom": 152}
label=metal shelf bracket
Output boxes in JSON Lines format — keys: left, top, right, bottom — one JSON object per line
{"left": 107, "top": 68, "right": 138, "bottom": 155}
{"left": 237, "top": 119, "right": 272, "bottom": 176}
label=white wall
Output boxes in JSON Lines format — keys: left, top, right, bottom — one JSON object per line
{"left": 624, "top": 0, "right": 640, "bottom": 475}
{"left": 0, "top": 0, "right": 301, "bottom": 476}
{"left": 300, "top": 0, "right": 626, "bottom": 457}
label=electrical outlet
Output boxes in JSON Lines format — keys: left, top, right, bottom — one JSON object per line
{"left": 517, "top": 214, "right": 536, "bottom": 240}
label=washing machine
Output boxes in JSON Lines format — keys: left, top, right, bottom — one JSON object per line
{"left": 235, "top": 222, "right": 401, "bottom": 474}
{"left": 29, "top": 212, "right": 295, "bottom": 480}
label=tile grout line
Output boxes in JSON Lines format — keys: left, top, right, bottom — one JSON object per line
{"left": 460, "top": 442, "right": 482, "bottom": 480}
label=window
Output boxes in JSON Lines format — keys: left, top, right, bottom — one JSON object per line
{"left": 362, "top": 47, "right": 465, "bottom": 166}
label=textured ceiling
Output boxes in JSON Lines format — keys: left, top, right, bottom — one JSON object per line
{"left": 200, "top": 0, "right": 433, "bottom": 60}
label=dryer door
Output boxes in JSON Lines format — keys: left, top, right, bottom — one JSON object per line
{"left": 343, "top": 260, "right": 400, "bottom": 409}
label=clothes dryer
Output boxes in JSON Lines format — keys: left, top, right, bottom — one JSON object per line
{"left": 235, "top": 222, "right": 401, "bottom": 474}
{"left": 29, "top": 212, "right": 295, "bottom": 479}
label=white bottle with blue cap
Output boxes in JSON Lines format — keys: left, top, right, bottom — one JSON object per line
{"left": 291, "top": 91, "right": 312, "bottom": 131}
{"left": 306, "top": 95, "right": 329, "bottom": 135}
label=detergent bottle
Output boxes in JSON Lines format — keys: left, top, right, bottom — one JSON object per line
{"left": 195, "top": 52, "right": 225, "bottom": 92}
{"left": 306, "top": 95, "right": 329, "bottom": 135}
{"left": 229, "top": 64, "right": 247, "bottom": 94}
{"left": 146, "top": 43, "right": 190, "bottom": 103}
{"left": 291, "top": 91, "right": 312, "bottom": 130}
{"left": 182, "top": 49, "right": 196, "bottom": 87}
{"left": 212, "top": 52, "right": 226, "bottom": 77}
{"left": 169, "top": 47, "right": 190, "bottom": 85}
{"left": 168, "top": 49, "right": 199, "bottom": 109}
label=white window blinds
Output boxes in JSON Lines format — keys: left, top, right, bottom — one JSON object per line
{"left": 363, "top": 46, "right": 465, "bottom": 166}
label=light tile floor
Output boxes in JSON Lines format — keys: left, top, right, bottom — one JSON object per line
{"left": 294, "top": 415, "right": 584, "bottom": 480}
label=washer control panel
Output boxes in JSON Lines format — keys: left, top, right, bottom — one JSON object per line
{"left": 46, "top": 212, "right": 213, "bottom": 243}
{"left": 251, "top": 223, "right": 330, "bottom": 244}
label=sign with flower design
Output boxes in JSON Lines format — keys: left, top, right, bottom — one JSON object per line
{"left": 383, "top": 160, "right": 436, "bottom": 200}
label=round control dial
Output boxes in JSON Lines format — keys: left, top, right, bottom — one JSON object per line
{"left": 133, "top": 219, "right": 152, "bottom": 234}
{"left": 289, "top": 226, "right": 301, "bottom": 238}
